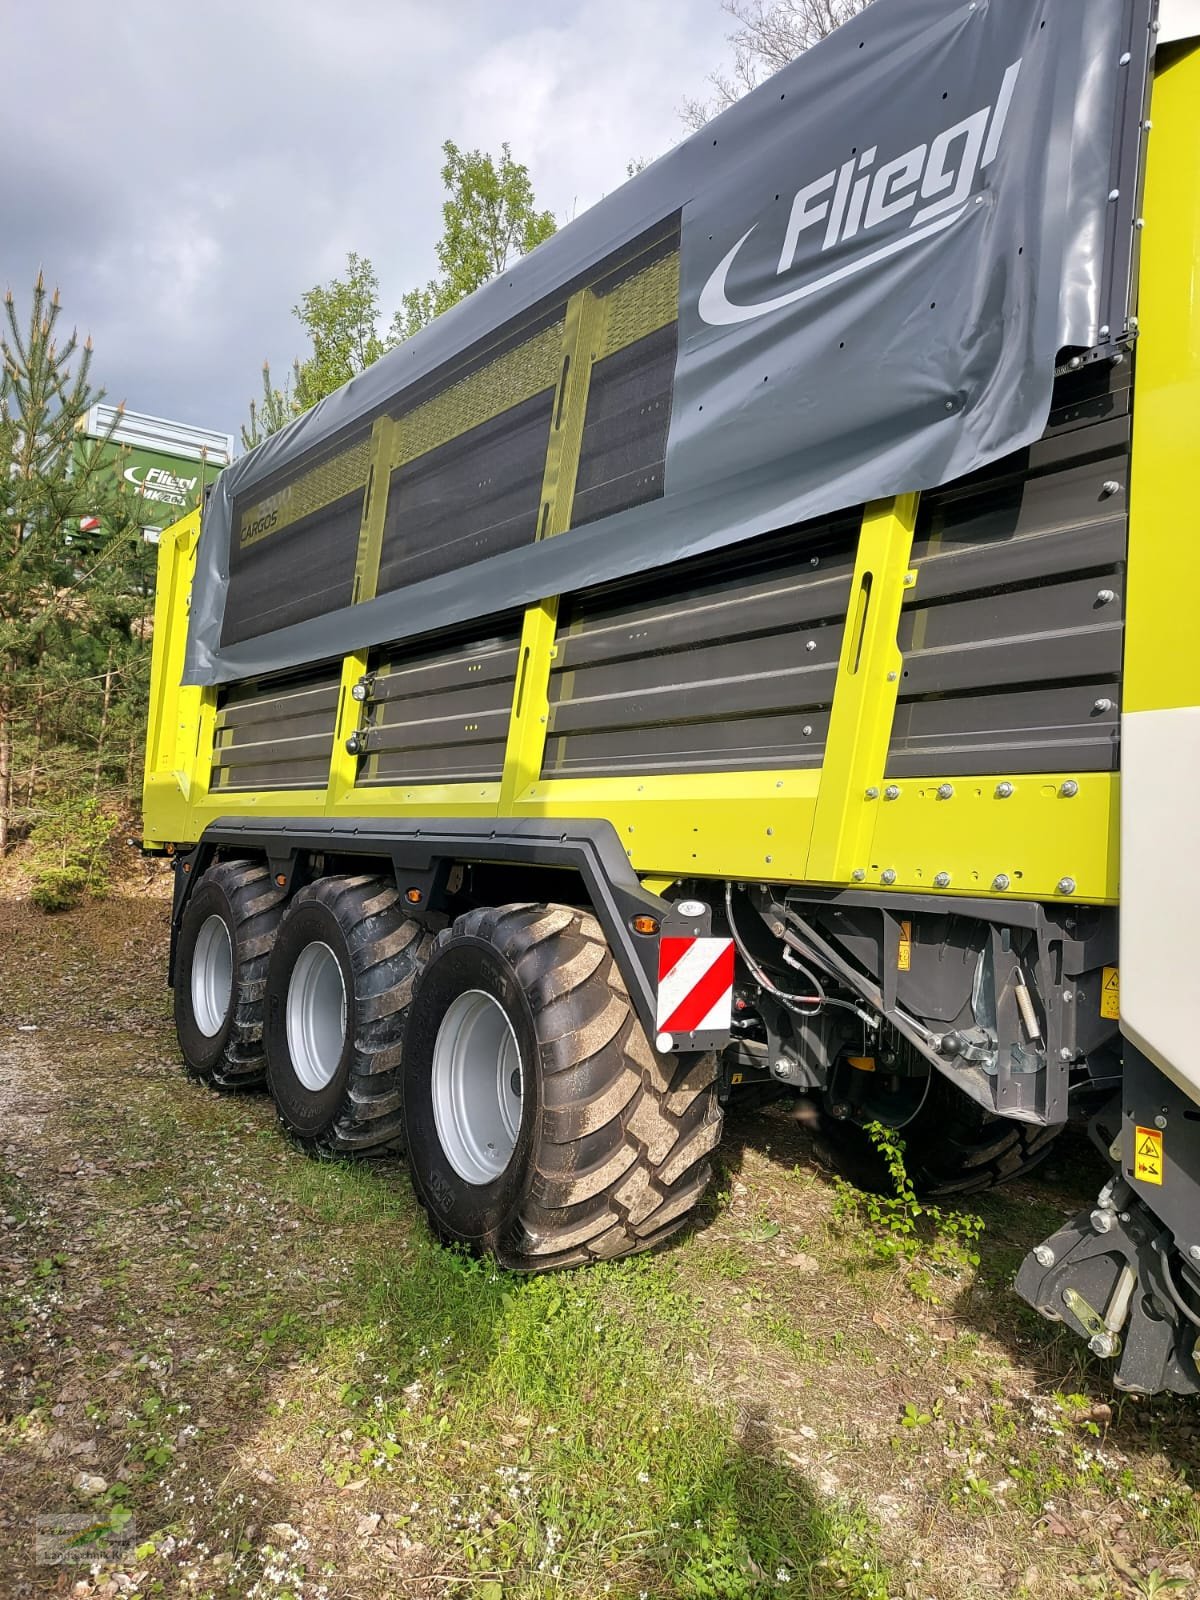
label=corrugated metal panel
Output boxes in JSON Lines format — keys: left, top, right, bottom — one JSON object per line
{"left": 543, "top": 514, "right": 861, "bottom": 778}
{"left": 886, "top": 364, "right": 1129, "bottom": 777}
{"left": 356, "top": 621, "right": 523, "bottom": 787}
{"left": 212, "top": 664, "right": 341, "bottom": 792}
{"left": 83, "top": 404, "right": 234, "bottom": 465}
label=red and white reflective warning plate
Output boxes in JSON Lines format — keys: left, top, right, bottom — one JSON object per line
{"left": 656, "top": 936, "right": 735, "bottom": 1034}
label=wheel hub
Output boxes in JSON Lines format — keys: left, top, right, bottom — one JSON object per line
{"left": 191, "top": 914, "right": 233, "bottom": 1038}
{"left": 286, "top": 942, "right": 347, "bottom": 1092}
{"left": 431, "top": 990, "right": 524, "bottom": 1186}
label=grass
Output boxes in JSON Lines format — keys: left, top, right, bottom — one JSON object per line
{"left": 1, "top": 887, "right": 1199, "bottom": 1598}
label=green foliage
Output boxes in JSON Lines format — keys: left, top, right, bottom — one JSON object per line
{"left": 1134, "top": 1570, "right": 1192, "bottom": 1597}
{"left": 899, "top": 1401, "right": 935, "bottom": 1429}
{"left": 242, "top": 143, "right": 557, "bottom": 443}
{"left": 292, "top": 252, "right": 387, "bottom": 411}
{"left": 392, "top": 140, "right": 556, "bottom": 343}
{"left": 28, "top": 795, "right": 117, "bottom": 911}
{"left": 832, "top": 1120, "right": 984, "bottom": 1275}
{"left": 29, "top": 865, "right": 89, "bottom": 913}
{"left": 0, "top": 276, "right": 153, "bottom": 852}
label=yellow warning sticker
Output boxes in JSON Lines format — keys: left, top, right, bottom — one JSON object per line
{"left": 1134, "top": 1125, "right": 1163, "bottom": 1186}
{"left": 1100, "top": 966, "right": 1120, "bottom": 1020}
{"left": 898, "top": 920, "right": 912, "bottom": 972}
{"left": 847, "top": 1056, "right": 876, "bottom": 1073}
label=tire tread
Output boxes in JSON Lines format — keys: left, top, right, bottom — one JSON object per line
{"left": 410, "top": 903, "right": 723, "bottom": 1270}
{"left": 274, "top": 875, "right": 433, "bottom": 1157}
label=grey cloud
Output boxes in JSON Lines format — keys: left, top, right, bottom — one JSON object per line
{"left": 1, "top": 0, "right": 730, "bottom": 442}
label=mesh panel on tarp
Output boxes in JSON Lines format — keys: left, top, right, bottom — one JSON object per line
{"left": 572, "top": 322, "right": 677, "bottom": 529}
{"left": 221, "top": 491, "right": 364, "bottom": 647}
{"left": 222, "top": 433, "right": 371, "bottom": 647}
{"left": 372, "top": 317, "right": 565, "bottom": 597}
{"left": 571, "top": 246, "right": 679, "bottom": 529}
{"left": 377, "top": 388, "right": 556, "bottom": 594}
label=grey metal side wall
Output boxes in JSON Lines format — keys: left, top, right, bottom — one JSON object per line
{"left": 356, "top": 622, "right": 524, "bottom": 787}
{"left": 212, "top": 665, "right": 343, "bottom": 792}
{"left": 543, "top": 511, "right": 861, "bottom": 779}
{"left": 887, "top": 361, "right": 1128, "bottom": 777}
{"left": 540, "top": 364, "right": 1128, "bottom": 784}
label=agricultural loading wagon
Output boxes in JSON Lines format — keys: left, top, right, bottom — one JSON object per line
{"left": 143, "top": 0, "right": 1200, "bottom": 1394}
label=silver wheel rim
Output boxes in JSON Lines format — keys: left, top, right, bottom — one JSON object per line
{"left": 286, "top": 942, "right": 347, "bottom": 1092}
{"left": 191, "top": 914, "right": 233, "bottom": 1037}
{"left": 431, "top": 989, "right": 524, "bottom": 1185}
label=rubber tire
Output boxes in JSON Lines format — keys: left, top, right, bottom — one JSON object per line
{"left": 816, "top": 1069, "right": 1062, "bottom": 1197}
{"left": 264, "top": 875, "right": 432, "bottom": 1156}
{"left": 173, "top": 858, "right": 286, "bottom": 1088}
{"left": 402, "top": 903, "right": 723, "bottom": 1270}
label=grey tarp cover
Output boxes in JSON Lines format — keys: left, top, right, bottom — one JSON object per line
{"left": 184, "top": 0, "right": 1147, "bottom": 686}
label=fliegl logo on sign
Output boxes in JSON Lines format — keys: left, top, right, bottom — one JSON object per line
{"left": 123, "top": 464, "right": 198, "bottom": 508}
{"left": 697, "top": 59, "right": 1021, "bottom": 328}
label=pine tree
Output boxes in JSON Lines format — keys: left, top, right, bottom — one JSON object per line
{"left": 0, "top": 274, "right": 133, "bottom": 853}
{"left": 241, "top": 358, "right": 301, "bottom": 451}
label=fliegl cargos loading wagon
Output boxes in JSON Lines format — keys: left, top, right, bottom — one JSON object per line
{"left": 144, "top": 0, "right": 1200, "bottom": 1394}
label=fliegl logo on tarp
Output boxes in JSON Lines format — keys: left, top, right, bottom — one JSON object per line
{"left": 123, "top": 464, "right": 199, "bottom": 508}
{"left": 697, "top": 59, "right": 1021, "bottom": 327}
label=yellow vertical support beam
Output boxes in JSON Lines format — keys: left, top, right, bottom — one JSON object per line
{"left": 326, "top": 650, "right": 370, "bottom": 808}
{"left": 805, "top": 492, "right": 919, "bottom": 883}
{"left": 499, "top": 288, "right": 609, "bottom": 811}
{"left": 351, "top": 416, "right": 398, "bottom": 605}
{"left": 184, "top": 693, "right": 219, "bottom": 812}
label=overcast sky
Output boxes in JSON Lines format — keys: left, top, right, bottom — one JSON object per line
{"left": 0, "top": 1, "right": 733, "bottom": 448}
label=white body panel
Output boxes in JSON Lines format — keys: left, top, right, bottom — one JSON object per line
{"left": 82, "top": 404, "right": 233, "bottom": 466}
{"left": 1120, "top": 706, "right": 1200, "bottom": 1104}
{"left": 1158, "top": 0, "right": 1200, "bottom": 43}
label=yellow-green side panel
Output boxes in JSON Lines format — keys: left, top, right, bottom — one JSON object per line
{"left": 1124, "top": 40, "right": 1200, "bottom": 715}
{"left": 514, "top": 770, "right": 822, "bottom": 882}
{"left": 866, "top": 772, "right": 1119, "bottom": 904}
{"left": 1115, "top": 38, "right": 1200, "bottom": 1099}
